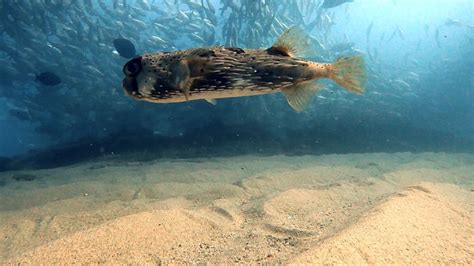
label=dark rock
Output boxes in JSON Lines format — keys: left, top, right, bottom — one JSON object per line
{"left": 12, "top": 173, "right": 40, "bottom": 181}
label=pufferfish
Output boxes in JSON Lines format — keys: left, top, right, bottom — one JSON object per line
{"left": 122, "top": 27, "right": 366, "bottom": 112}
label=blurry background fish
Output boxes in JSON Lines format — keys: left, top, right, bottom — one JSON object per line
{"left": 0, "top": 0, "right": 472, "bottom": 161}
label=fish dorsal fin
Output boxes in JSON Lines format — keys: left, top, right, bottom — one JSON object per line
{"left": 282, "top": 82, "right": 322, "bottom": 112}
{"left": 269, "top": 26, "right": 311, "bottom": 58}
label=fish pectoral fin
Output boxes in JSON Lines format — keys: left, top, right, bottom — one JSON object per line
{"left": 282, "top": 82, "right": 321, "bottom": 112}
{"left": 171, "top": 58, "right": 194, "bottom": 101}
{"left": 269, "top": 26, "right": 311, "bottom": 58}
{"left": 178, "top": 77, "right": 195, "bottom": 101}
{"left": 204, "top": 98, "right": 217, "bottom": 105}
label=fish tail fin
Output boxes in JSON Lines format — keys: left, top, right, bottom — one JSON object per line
{"left": 329, "top": 56, "right": 366, "bottom": 94}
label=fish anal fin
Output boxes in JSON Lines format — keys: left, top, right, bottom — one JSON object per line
{"left": 205, "top": 98, "right": 217, "bottom": 105}
{"left": 282, "top": 82, "right": 321, "bottom": 112}
{"left": 270, "top": 26, "right": 311, "bottom": 58}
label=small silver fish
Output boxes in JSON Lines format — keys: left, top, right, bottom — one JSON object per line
{"left": 122, "top": 27, "right": 366, "bottom": 112}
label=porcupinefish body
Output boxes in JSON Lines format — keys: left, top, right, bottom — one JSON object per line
{"left": 122, "top": 27, "right": 366, "bottom": 112}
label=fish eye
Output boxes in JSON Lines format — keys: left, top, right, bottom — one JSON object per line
{"left": 125, "top": 63, "right": 139, "bottom": 75}
{"left": 123, "top": 57, "right": 142, "bottom": 77}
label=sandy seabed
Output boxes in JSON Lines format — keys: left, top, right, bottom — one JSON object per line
{"left": 0, "top": 152, "right": 473, "bottom": 264}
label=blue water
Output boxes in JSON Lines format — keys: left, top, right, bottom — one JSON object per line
{"left": 0, "top": 0, "right": 473, "bottom": 168}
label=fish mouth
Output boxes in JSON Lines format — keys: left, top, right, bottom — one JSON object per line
{"left": 122, "top": 57, "right": 142, "bottom": 97}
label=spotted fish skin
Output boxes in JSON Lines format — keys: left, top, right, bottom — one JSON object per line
{"left": 125, "top": 47, "right": 327, "bottom": 102}
{"left": 122, "top": 27, "right": 366, "bottom": 111}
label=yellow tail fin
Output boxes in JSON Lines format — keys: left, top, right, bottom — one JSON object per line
{"left": 330, "top": 56, "right": 366, "bottom": 94}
